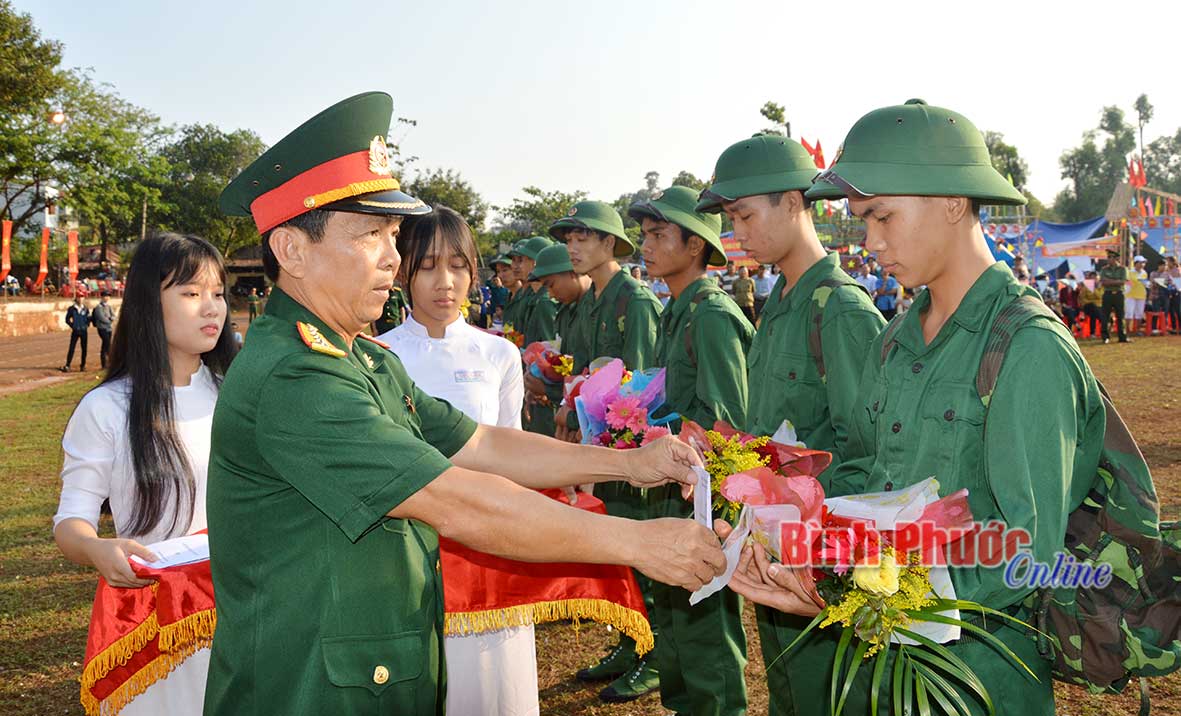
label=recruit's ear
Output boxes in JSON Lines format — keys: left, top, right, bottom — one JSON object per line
{"left": 942, "top": 196, "right": 973, "bottom": 226}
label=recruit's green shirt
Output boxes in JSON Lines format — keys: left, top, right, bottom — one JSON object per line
{"left": 521, "top": 284, "right": 559, "bottom": 434}
{"left": 502, "top": 286, "right": 530, "bottom": 332}
{"left": 745, "top": 252, "right": 885, "bottom": 476}
{"left": 790, "top": 263, "right": 1106, "bottom": 713}
{"left": 521, "top": 284, "right": 558, "bottom": 345}
{"left": 548, "top": 288, "right": 595, "bottom": 422}
{"left": 374, "top": 286, "right": 408, "bottom": 333}
{"left": 204, "top": 287, "right": 477, "bottom": 716}
{"left": 650, "top": 277, "right": 753, "bottom": 519}
{"left": 586, "top": 269, "right": 661, "bottom": 370}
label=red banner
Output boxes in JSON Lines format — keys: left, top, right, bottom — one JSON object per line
{"left": 0, "top": 220, "right": 11, "bottom": 283}
{"left": 34, "top": 228, "right": 48, "bottom": 289}
{"left": 67, "top": 230, "right": 78, "bottom": 287}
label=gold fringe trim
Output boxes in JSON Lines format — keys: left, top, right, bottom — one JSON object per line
{"left": 303, "top": 178, "right": 400, "bottom": 209}
{"left": 78, "top": 606, "right": 216, "bottom": 716}
{"left": 444, "top": 599, "right": 653, "bottom": 655}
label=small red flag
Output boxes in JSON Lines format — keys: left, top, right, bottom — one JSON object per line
{"left": 814, "top": 140, "right": 826, "bottom": 169}
{"left": 0, "top": 220, "right": 11, "bottom": 283}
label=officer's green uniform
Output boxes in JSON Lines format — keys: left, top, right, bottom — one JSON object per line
{"left": 1099, "top": 260, "right": 1129, "bottom": 342}
{"left": 632, "top": 187, "right": 753, "bottom": 716}
{"left": 206, "top": 92, "right": 477, "bottom": 716}
{"left": 698, "top": 134, "right": 886, "bottom": 715}
{"left": 516, "top": 236, "right": 559, "bottom": 435}
{"left": 530, "top": 243, "right": 595, "bottom": 430}
{"left": 374, "top": 285, "right": 408, "bottom": 334}
{"left": 797, "top": 99, "right": 1105, "bottom": 715}
{"left": 550, "top": 200, "right": 663, "bottom": 697}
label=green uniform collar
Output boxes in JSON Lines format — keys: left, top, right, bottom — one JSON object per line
{"left": 664, "top": 276, "right": 719, "bottom": 318}
{"left": 779, "top": 253, "right": 843, "bottom": 312}
{"left": 265, "top": 286, "right": 366, "bottom": 360}
{"left": 894, "top": 262, "right": 1017, "bottom": 353}
{"left": 590, "top": 267, "right": 628, "bottom": 305}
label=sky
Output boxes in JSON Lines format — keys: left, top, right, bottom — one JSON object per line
{"left": 19, "top": 0, "right": 1181, "bottom": 224}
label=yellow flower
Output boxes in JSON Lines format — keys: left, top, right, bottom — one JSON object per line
{"left": 554, "top": 355, "right": 574, "bottom": 377}
{"left": 852, "top": 549, "right": 901, "bottom": 597}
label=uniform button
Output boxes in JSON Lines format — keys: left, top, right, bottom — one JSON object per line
{"left": 911, "top": 362, "right": 923, "bottom": 374}
{"left": 884, "top": 481, "right": 894, "bottom": 491}
{"left": 872, "top": 400, "right": 879, "bottom": 412}
{"left": 891, "top": 422, "right": 902, "bottom": 433}
{"left": 788, "top": 371, "right": 797, "bottom": 380}
{"left": 436, "top": 559, "right": 441, "bottom": 573}
{"left": 373, "top": 665, "right": 389, "bottom": 685}
{"left": 944, "top": 409, "right": 955, "bottom": 422}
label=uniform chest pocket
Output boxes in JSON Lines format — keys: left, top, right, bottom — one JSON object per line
{"left": 321, "top": 631, "right": 425, "bottom": 696}
{"left": 920, "top": 382, "right": 986, "bottom": 489}
{"left": 773, "top": 350, "right": 823, "bottom": 429}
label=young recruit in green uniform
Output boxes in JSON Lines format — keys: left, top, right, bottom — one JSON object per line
{"left": 633, "top": 185, "right": 753, "bottom": 715}
{"left": 203, "top": 92, "right": 727, "bottom": 716}
{"left": 696, "top": 134, "right": 886, "bottom": 716}
{"left": 549, "top": 200, "right": 664, "bottom": 700}
{"left": 530, "top": 243, "right": 595, "bottom": 442}
{"left": 724, "top": 99, "right": 1106, "bottom": 715}
{"left": 513, "top": 236, "right": 560, "bottom": 436}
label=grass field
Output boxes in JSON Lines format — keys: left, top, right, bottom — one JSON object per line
{"left": 1, "top": 338, "right": 1178, "bottom": 715}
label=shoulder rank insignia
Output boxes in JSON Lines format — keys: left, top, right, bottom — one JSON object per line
{"left": 357, "top": 333, "right": 391, "bottom": 350}
{"left": 296, "top": 321, "right": 347, "bottom": 358}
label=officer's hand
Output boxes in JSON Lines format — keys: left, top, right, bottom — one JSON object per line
{"left": 87, "top": 538, "right": 158, "bottom": 589}
{"left": 629, "top": 518, "right": 725, "bottom": 591}
{"left": 625, "top": 436, "right": 703, "bottom": 494}
{"left": 523, "top": 373, "right": 548, "bottom": 397}
{"left": 719, "top": 523, "right": 824, "bottom": 617}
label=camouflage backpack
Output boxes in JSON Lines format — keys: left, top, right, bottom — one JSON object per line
{"left": 972, "top": 291, "right": 1181, "bottom": 712}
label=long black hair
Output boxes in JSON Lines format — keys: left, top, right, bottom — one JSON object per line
{"left": 103, "top": 233, "right": 236, "bottom": 538}
{"left": 397, "top": 205, "right": 478, "bottom": 309}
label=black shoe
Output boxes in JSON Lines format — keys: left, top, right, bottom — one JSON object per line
{"left": 60, "top": 365, "right": 69, "bottom": 372}
{"left": 598, "top": 657, "right": 659, "bottom": 703}
{"left": 576, "top": 640, "right": 636, "bottom": 682}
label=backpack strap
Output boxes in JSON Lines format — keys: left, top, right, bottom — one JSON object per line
{"left": 806, "top": 277, "right": 871, "bottom": 381}
{"left": 683, "top": 286, "right": 728, "bottom": 366}
{"left": 613, "top": 278, "right": 637, "bottom": 326}
{"left": 976, "top": 292, "right": 1062, "bottom": 407}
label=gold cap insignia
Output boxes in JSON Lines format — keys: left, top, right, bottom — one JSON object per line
{"left": 832, "top": 144, "right": 843, "bottom": 166}
{"left": 369, "top": 135, "right": 392, "bottom": 176}
{"left": 296, "top": 321, "right": 347, "bottom": 358}
{"left": 567, "top": 206, "right": 578, "bottom": 216}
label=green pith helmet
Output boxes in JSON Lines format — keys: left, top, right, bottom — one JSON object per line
{"left": 696, "top": 134, "right": 843, "bottom": 213}
{"left": 220, "top": 92, "right": 430, "bottom": 234}
{"left": 805, "top": 99, "right": 1027, "bottom": 205}
{"left": 507, "top": 239, "right": 528, "bottom": 258}
{"left": 628, "top": 186, "right": 727, "bottom": 267}
{"left": 490, "top": 253, "right": 512, "bottom": 267}
{"left": 528, "top": 243, "right": 575, "bottom": 280}
{"left": 547, "top": 200, "right": 635, "bottom": 257}
{"left": 518, "top": 235, "right": 555, "bottom": 261}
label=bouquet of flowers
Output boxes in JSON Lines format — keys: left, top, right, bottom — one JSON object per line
{"left": 503, "top": 324, "right": 525, "bottom": 349}
{"left": 574, "top": 358, "right": 674, "bottom": 449}
{"left": 686, "top": 423, "right": 1037, "bottom": 715}
{"left": 522, "top": 340, "right": 574, "bottom": 384}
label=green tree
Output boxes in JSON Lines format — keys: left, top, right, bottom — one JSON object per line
{"left": 1134, "top": 93, "right": 1154, "bottom": 174}
{"left": 760, "top": 101, "right": 788, "bottom": 137}
{"left": 0, "top": 0, "right": 63, "bottom": 113}
{"left": 1054, "top": 105, "right": 1136, "bottom": 221}
{"left": 1146, "top": 129, "right": 1181, "bottom": 196}
{"left": 404, "top": 167, "right": 488, "bottom": 231}
{"left": 492, "top": 186, "right": 587, "bottom": 236}
{"left": 157, "top": 123, "right": 267, "bottom": 258}
{"left": 983, "top": 131, "right": 1029, "bottom": 191}
{"left": 671, "top": 170, "right": 706, "bottom": 192}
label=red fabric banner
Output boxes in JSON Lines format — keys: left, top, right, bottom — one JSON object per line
{"left": 0, "top": 220, "right": 11, "bottom": 283}
{"left": 440, "top": 489, "right": 653, "bottom": 653}
{"left": 67, "top": 230, "right": 79, "bottom": 287}
{"left": 80, "top": 555, "right": 215, "bottom": 716}
{"left": 35, "top": 228, "right": 49, "bottom": 289}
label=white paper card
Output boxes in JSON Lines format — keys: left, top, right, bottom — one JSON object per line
{"left": 130, "top": 533, "right": 209, "bottom": 569}
{"left": 692, "top": 465, "right": 712, "bottom": 529}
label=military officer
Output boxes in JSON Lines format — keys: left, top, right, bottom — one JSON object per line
{"left": 203, "top": 92, "right": 726, "bottom": 716}
{"left": 696, "top": 134, "right": 886, "bottom": 715}
{"left": 528, "top": 243, "right": 595, "bottom": 442}
{"left": 548, "top": 200, "right": 664, "bottom": 698}
{"left": 1099, "top": 249, "right": 1130, "bottom": 343}
{"left": 632, "top": 186, "right": 753, "bottom": 715}
{"left": 723, "top": 99, "right": 1105, "bottom": 715}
